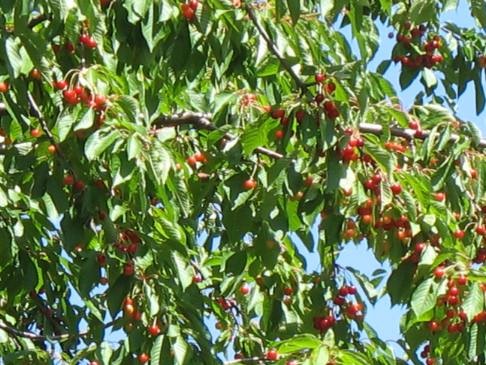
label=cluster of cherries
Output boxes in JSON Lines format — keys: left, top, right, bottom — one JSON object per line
{"left": 52, "top": 80, "right": 107, "bottom": 111}
{"left": 391, "top": 22, "right": 444, "bottom": 69}
{"left": 79, "top": 32, "right": 97, "bottom": 49}
{"left": 180, "top": 0, "right": 199, "bottom": 21}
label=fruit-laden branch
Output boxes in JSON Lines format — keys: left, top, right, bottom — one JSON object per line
{"left": 245, "top": 4, "right": 309, "bottom": 92}
{"left": 153, "top": 112, "right": 285, "bottom": 159}
{"left": 359, "top": 122, "right": 486, "bottom": 148}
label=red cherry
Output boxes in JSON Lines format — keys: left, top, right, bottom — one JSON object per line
{"left": 428, "top": 321, "right": 440, "bottom": 332}
{"left": 94, "top": 94, "right": 107, "bottom": 110}
{"left": 123, "top": 262, "right": 135, "bottom": 276}
{"left": 475, "top": 226, "right": 486, "bottom": 236}
{"left": 390, "top": 183, "right": 402, "bottom": 195}
{"left": 414, "top": 242, "right": 426, "bottom": 254}
{"left": 266, "top": 349, "right": 278, "bottom": 361}
{"left": 347, "top": 286, "right": 357, "bottom": 295}
{"left": 270, "top": 108, "right": 285, "bottom": 119}
{"left": 295, "top": 110, "right": 305, "bottom": 122}
{"left": 434, "top": 192, "right": 445, "bottom": 202}
{"left": 433, "top": 266, "right": 445, "bottom": 279}
{"left": 275, "top": 129, "right": 284, "bottom": 139}
{"left": 447, "top": 295, "right": 459, "bottom": 305}
{"left": 239, "top": 283, "right": 250, "bottom": 295}
{"left": 426, "top": 358, "right": 435, "bottom": 365}
{"left": 325, "top": 82, "right": 336, "bottom": 94}
{"left": 74, "top": 180, "right": 85, "bottom": 191}
{"left": 0, "top": 81, "right": 9, "bottom": 93}
{"left": 186, "top": 155, "right": 197, "bottom": 167}
{"left": 53, "top": 80, "right": 67, "bottom": 90}
{"left": 148, "top": 325, "right": 161, "bottom": 336}
{"left": 138, "top": 353, "right": 150, "bottom": 363}
{"left": 63, "top": 175, "right": 74, "bottom": 185}
{"left": 188, "top": 0, "right": 199, "bottom": 10}
{"left": 453, "top": 230, "right": 465, "bottom": 239}
{"left": 85, "top": 37, "right": 97, "bottom": 49}
{"left": 89, "top": 361, "right": 99, "bottom": 365}
{"left": 304, "top": 176, "right": 314, "bottom": 187}
{"left": 192, "top": 273, "right": 202, "bottom": 283}
{"left": 315, "top": 73, "right": 326, "bottom": 83}
{"left": 448, "top": 286, "right": 459, "bottom": 296}
{"left": 243, "top": 178, "right": 257, "bottom": 190}
{"left": 333, "top": 296, "right": 345, "bottom": 305}
{"left": 314, "top": 93, "right": 325, "bottom": 104}
{"left": 30, "top": 128, "right": 42, "bottom": 138}
{"left": 97, "top": 254, "right": 106, "bottom": 266}
{"left": 457, "top": 275, "right": 468, "bottom": 286}
{"left": 63, "top": 89, "right": 79, "bottom": 105}
{"left": 283, "top": 287, "right": 294, "bottom": 296}
{"left": 79, "top": 33, "right": 90, "bottom": 44}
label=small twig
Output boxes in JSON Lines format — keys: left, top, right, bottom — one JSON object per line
{"left": 245, "top": 4, "right": 308, "bottom": 92}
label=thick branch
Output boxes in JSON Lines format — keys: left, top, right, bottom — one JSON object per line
{"left": 153, "top": 112, "right": 285, "bottom": 159}
{"left": 245, "top": 5, "right": 308, "bottom": 92}
{"left": 28, "top": 13, "right": 51, "bottom": 28}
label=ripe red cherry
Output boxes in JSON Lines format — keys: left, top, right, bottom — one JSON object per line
{"left": 192, "top": 273, "right": 202, "bottom": 283}
{"left": 63, "top": 175, "right": 74, "bottom": 185}
{"left": 53, "top": 80, "right": 67, "bottom": 90}
{"left": 428, "top": 321, "right": 440, "bottom": 332}
{"left": 138, "top": 353, "right": 150, "bottom": 363}
{"left": 347, "top": 286, "right": 357, "bottom": 295}
{"left": 408, "top": 120, "right": 419, "bottom": 130}
{"left": 283, "top": 287, "right": 294, "bottom": 296}
{"left": 333, "top": 296, "right": 345, "bottom": 305}
{"left": 0, "top": 81, "right": 9, "bottom": 93}
{"left": 457, "top": 275, "right": 468, "bottom": 286}
{"left": 275, "top": 129, "right": 284, "bottom": 139}
{"left": 453, "top": 230, "right": 465, "bottom": 239}
{"left": 270, "top": 108, "right": 285, "bottom": 119}
{"left": 30, "top": 68, "right": 42, "bottom": 80}
{"left": 475, "top": 226, "right": 486, "bottom": 236}
{"left": 89, "top": 361, "right": 99, "bottom": 365}
{"left": 433, "top": 266, "right": 445, "bottom": 279}
{"left": 295, "top": 109, "right": 305, "bottom": 122}
{"left": 74, "top": 180, "right": 85, "bottom": 191}
{"left": 448, "top": 286, "right": 459, "bottom": 296}
{"left": 239, "top": 283, "right": 250, "bottom": 295}
{"left": 426, "top": 358, "right": 436, "bottom": 365}
{"left": 123, "top": 262, "right": 135, "bottom": 276}
{"left": 97, "top": 254, "right": 106, "bottom": 266}
{"left": 94, "top": 94, "right": 107, "bottom": 110}
{"left": 390, "top": 183, "right": 402, "bottom": 195}
{"left": 414, "top": 242, "right": 426, "bottom": 254}
{"left": 243, "top": 178, "right": 257, "bottom": 190}
{"left": 63, "top": 89, "right": 78, "bottom": 105}
{"left": 266, "top": 349, "right": 278, "bottom": 361}
{"left": 304, "top": 176, "right": 314, "bottom": 187}
{"left": 79, "top": 33, "right": 90, "bottom": 44}
{"left": 85, "top": 37, "right": 97, "bottom": 49}
{"left": 286, "top": 360, "right": 298, "bottom": 365}
{"left": 30, "top": 128, "right": 42, "bottom": 138}
{"left": 434, "top": 192, "right": 445, "bottom": 202}
{"left": 315, "top": 72, "right": 326, "bottom": 83}
{"left": 338, "top": 286, "right": 349, "bottom": 296}
{"left": 188, "top": 0, "right": 199, "bottom": 10}
{"left": 148, "top": 325, "right": 160, "bottom": 336}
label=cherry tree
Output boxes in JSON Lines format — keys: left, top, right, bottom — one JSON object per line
{"left": 0, "top": 0, "right": 485, "bottom": 364}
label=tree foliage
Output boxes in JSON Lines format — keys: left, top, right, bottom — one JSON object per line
{"left": 0, "top": 0, "right": 485, "bottom": 364}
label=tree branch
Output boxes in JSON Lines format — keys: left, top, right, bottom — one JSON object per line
{"left": 152, "top": 112, "right": 285, "bottom": 159}
{"left": 28, "top": 13, "right": 51, "bottom": 28}
{"left": 245, "top": 4, "right": 308, "bottom": 92}
{"left": 0, "top": 319, "right": 115, "bottom": 342}
{"left": 223, "top": 356, "right": 264, "bottom": 365}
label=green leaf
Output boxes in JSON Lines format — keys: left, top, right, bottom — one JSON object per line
{"left": 462, "top": 283, "right": 484, "bottom": 321}
{"left": 277, "top": 334, "right": 321, "bottom": 354}
{"left": 85, "top": 129, "right": 121, "bottom": 160}
{"left": 286, "top": 0, "right": 300, "bottom": 24}
{"left": 310, "top": 345, "right": 329, "bottom": 364}
{"left": 422, "top": 68, "right": 437, "bottom": 89}
{"left": 75, "top": 108, "right": 95, "bottom": 131}
{"left": 339, "top": 350, "right": 371, "bottom": 365}
{"left": 409, "top": 0, "right": 436, "bottom": 24}
{"left": 173, "top": 336, "right": 189, "bottom": 365}
{"left": 172, "top": 251, "right": 192, "bottom": 290}
{"left": 150, "top": 335, "right": 164, "bottom": 365}
{"left": 411, "top": 277, "right": 438, "bottom": 318}
{"left": 56, "top": 111, "right": 76, "bottom": 141}
{"left": 149, "top": 140, "right": 172, "bottom": 185}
